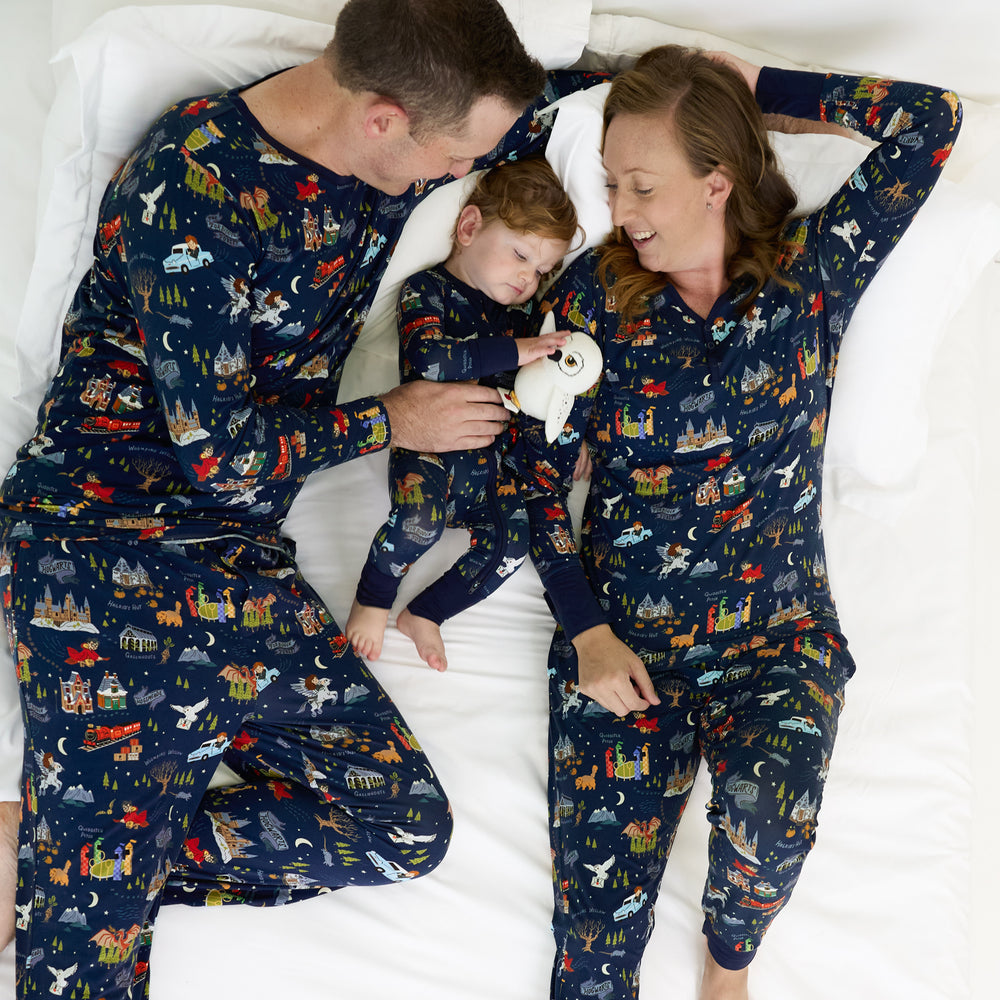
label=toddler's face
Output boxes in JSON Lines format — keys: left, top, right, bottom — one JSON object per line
{"left": 456, "top": 218, "right": 569, "bottom": 306}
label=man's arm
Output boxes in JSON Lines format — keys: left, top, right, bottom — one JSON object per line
{"left": 476, "top": 68, "right": 612, "bottom": 169}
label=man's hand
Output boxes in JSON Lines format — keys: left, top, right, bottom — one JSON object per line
{"left": 515, "top": 331, "right": 568, "bottom": 367}
{"left": 572, "top": 624, "right": 660, "bottom": 717}
{"left": 380, "top": 380, "right": 509, "bottom": 452}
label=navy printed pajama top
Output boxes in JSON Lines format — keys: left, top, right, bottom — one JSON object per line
{"left": 398, "top": 265, "right": 527, "bottom": 390}
{"left": 396, "top": 266, "right": 576, "bottom": 493}
{"left": 0, "top": 69, "right": 599, "bottom": 539}
{"left": 530, "top": 68, "right": 961, "bottom": 664}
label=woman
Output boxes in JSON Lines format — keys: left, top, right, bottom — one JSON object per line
{"left": 527, "top": 46, "right": 960, "bottom": 999}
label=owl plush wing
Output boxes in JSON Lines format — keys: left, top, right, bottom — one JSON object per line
{"left": 544, "top": 392, "right": 576, "bottom": 443}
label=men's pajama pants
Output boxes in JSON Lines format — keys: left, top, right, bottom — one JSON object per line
{"left": 2, "top": 529, "right": 452, "bottom": 1000}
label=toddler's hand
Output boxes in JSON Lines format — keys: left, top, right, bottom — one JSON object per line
{"left": 515, "top": 331, "right": 568, "bottom": 367}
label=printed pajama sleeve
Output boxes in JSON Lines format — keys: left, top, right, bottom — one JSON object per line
{"left": 113, "top": 148, "right": 390, "bottom": 497}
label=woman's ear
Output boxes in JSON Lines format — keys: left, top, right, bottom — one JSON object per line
{"left": 454, "top": 204, "right": 484, "bottom": 247}
{"left": 706, "top": 168, "right": 734, "bottom": 210}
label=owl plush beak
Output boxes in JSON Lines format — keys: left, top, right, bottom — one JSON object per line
{"left": 500, "top": 313, "right": 603, "bottom": 442}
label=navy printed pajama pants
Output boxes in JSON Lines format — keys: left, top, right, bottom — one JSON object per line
{"left": 547, "top": 629, "right": 849, "bottom": 999}
{"left": 356, "top": 445, "right": 528, "bottom": 624}
{"left": 2, "top": 529, "right": 452, "bottom": 1000}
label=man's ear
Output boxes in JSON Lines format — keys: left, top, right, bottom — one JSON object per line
{"left": 454, "top": 204, "right": 484, "bottom": 247}
{"left": 363, "top": 98, "right": 409, "bottom": 139}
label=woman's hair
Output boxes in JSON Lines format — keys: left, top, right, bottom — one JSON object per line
{"left": 325, "top": 0, "right": 545, "bottom": 141}
{"left": 462, "top": 157, "right": 581, "bottom": 248}
{"left": 596, "top": 45, "right": 799, "bottom": 321}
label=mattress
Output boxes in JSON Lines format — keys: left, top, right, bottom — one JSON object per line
{"left": 1, "top": 2, "right": 998, "bottom": 998}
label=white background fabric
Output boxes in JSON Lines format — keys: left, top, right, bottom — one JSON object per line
{"left": 1, "top": 3, "right": 997, "bottom": 998}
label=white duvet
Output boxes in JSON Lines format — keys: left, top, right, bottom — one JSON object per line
{"left": 1, "top": 2, "right": 998, "bottom": 998}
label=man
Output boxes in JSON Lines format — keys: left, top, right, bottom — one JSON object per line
{"left": 0, "top": 2, "right": 596, "bottom": 996}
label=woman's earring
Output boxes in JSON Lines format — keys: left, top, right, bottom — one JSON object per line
{"left": 706, "top": 201, "right": 714, "bottom": 211}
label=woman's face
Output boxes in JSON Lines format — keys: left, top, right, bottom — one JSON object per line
{"left": 602, "top": 111, "right": 723, "bottom": 277}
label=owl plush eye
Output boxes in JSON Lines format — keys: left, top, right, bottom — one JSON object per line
{"left": 502, "top": 329, "right": 603, "bottom": 442}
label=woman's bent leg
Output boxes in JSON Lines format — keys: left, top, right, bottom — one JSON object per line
{"left": 697, "top": 635, "right": 848, "bottom": 968}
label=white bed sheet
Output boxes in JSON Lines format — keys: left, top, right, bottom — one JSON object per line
{"left": 1, "top": 3, "right": 997, "bottom": 999}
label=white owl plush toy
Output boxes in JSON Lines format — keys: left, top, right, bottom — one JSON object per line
{"left": 499, "top": 312, "right": 603, "bottom": 443}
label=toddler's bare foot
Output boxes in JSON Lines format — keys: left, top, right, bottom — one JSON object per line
{"left": 396, "top": 608, "right": 448, "bottom": 671}
{"left": 1, "top": 800, "right": 17, "bottom": 953}
{"left": 345, "top": 599, "right": 390, "bottom": 660}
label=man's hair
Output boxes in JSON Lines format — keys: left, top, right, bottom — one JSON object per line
{"left": 462, "top": 158, "right": 580, "bottom": 248}
{"left": 326, "top": 0, "right": 546, "bottom": 139}
{"left": 596, "top": 45, "right": 799, "bottom": 321}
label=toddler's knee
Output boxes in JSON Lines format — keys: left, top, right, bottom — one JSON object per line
{"left": 399, "top": 796, "right": 453, "bottom": 876}
{"left": 504, "top": 526, "right": 530, "bottom": 562}
{"left": 407, "top": 505, "right": 446, "bottom": 550}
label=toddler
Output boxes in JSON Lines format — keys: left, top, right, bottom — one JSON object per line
{"left": 346, "top": 157, "right": 581, "bottom": 670}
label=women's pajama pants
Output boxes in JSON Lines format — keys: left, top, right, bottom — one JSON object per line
{"left": 547, "top": 629, "right": 849, "bottom": 1000}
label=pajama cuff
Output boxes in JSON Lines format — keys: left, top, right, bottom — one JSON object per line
{"left": 355, "top": 562, "right": 400, "bottom": 610}
{"left": 470, "top": 335, "right": 520, "bottom": 380}
{"left": 541, "top": 566, "right": 609, "bottom": 641}
{"left": 756, "top": 65, "right": 826, "bottom": 121}
{"left": 702, "top": 918, "right": 757, "bottom": 971}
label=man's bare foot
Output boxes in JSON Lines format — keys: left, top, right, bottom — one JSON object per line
{"left": 396, "top": 608, "right": 448, "bottom": 671}
{"left": 1, "top": 800, "right": 18, "bottom": 953}
{"left": 345, "top": 599, "right": 390, "bottom": 660}
{"left": 699, "top": 945, "right": 750, "bottom": 1000}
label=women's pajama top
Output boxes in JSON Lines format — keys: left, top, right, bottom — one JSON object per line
{"left": 530, "top": 67, "right": 961, "bottom": 670}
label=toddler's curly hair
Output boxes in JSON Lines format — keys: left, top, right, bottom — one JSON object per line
{"left": 461, "top": 157, "right": 581, "bottom": 248}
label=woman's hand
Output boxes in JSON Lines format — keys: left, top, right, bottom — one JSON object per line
{"left": 515, "top": 331, "right": 568, "bottom": 366}
{"left": 706, "top": 50, "right": 761, "bottom": 95}
{"left": 572, "top": 440, "right": 592, "bottom": 482}
{"left": 571, "top": 624, "right": 661, "bottom": 717}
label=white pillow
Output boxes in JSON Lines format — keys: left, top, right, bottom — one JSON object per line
{"left": 51, "top": 0, "right": 593, "bottom": 67}
{"left": 541, "top": 70, "right": 1000, "bottom": 521}
{"left": 15, "top": 1, "right": 593, "bottom": 410}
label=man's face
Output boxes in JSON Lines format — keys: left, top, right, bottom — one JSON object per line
{"left": 367, "top": 95, "right": 521, "bottom": 196}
